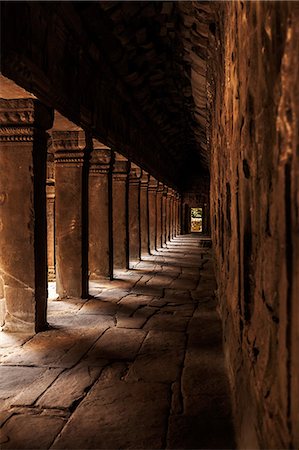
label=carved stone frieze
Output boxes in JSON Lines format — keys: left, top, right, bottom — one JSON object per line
{"left": 0, "top": 126, "right": 34, "bottom": 142}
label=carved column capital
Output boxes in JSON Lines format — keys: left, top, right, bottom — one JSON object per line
{"left": 112, "top": 153, "right": 130, "bottom": 181}
{"left": 167, "top": 187, "right": 174, "bottom": 198}
{"left": 90, "top": 140, "right": 113, "bottom": 174}
{"left": 157, "top": 182, "right": 164, "bottom": 193}
{"left": 0, "top": 98, "right": 54, "bottom": 142}
{"left": 148, "top": 176, "right": 159, "bottom": 192}
{"left": 140, "top": 171, "right": 149, "bottom": 189}
{"left": 52, "top": 130, "right": 87, "bottom": 164}
{"left": 129, "top": 163, "right": 142, "bottom": 185}
{"left": 163, "top": 185, "right": 169, "bottom": 197}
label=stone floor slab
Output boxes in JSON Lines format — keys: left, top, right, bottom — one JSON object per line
{"left": 1, "top": 413, "right": 66, "bottom": 449}
{"left": 51, "top": 365, "right": 170, "bottom": 450}
{"left": 0, "top": 235, "right": 235, "bottom": 449}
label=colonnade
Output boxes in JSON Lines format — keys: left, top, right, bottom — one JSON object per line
{"left": 0, "top": 98, "right": 182, "bottom": 333}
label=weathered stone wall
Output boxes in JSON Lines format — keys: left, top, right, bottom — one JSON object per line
{"left": 208, "top": 2, "right": 299, "bottom": 448}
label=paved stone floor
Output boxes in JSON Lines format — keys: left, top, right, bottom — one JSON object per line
{"left": 0, "top": 235, "right": 235, "bottom": 449}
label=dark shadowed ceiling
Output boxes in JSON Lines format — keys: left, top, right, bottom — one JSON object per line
{"left": 1, "top": 1, "right": 213, "bottom": 191}
{"left": 73, "top": 1, "right": 213, "bottom": 186}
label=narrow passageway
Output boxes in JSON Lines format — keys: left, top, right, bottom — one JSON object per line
{"left": 0, "top": 235, "right": 235, "bottom": 450}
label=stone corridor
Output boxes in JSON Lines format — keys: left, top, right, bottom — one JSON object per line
{"left": 0, "top": 235, "right": 235, "bottom": 449}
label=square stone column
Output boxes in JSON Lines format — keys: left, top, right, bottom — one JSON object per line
{"left": 46, "top": 147, "right": 55, "bottom": 281}
{"left": 89, "top": 140, "right": 113, "bottom": 279}
{"left": 112, "top": 153, "right": 130, "bottom": 270}
{"left": 53, "top": 130, "right": 89, "bottom": 299}
{"left": 174, "top": 192, "right": 179, "bottom": 237}
{"left": 128, "top": 163, "right": 142, "bottom": 265}
{"left": 148, "top": 176, "right": 158, "bottom": 254}
{"left": 155, "top": 182, "right": 164, "bottom": 249}
{"left": 162, "top": 185, "right": 168, "bottom": 247}
{"left": 172, "top": 191, "right": 177, "bottom": 238}
{"left": 169, "top": 188, "right": 175, "bottom": 240}
{"left": 172, "top": 190, "right": 178, "bottom": 238}
{"left": 0, "top": 98, "right": 53, "bottom": 332}
{"left": 177, "top": 193, "right": 182, "bottom": 235}
{"left": 166, "top": 187, "right": 172, "bottom": 243}
{"left": 140, "top": 171, "right": 150, "bottom": 255}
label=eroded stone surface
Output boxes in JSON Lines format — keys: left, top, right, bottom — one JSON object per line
{"left": 208, "top": 3, "right": 299, "bottom": 448}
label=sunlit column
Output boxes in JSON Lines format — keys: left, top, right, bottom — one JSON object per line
{"left": 89, "top": 140, "right": 113, "bottom": 279}
{"left": 46, "top": 148, "right": 56, "bottom": 281}
{"left": 166, "top": 187, "right": 172, "bottom": 242}
{"left": 112, "top": 153, "right": 130, "bottom": 270}
{"left": 155, "top": 182, "right": 164, "bottom": 249}
{"left": 162, "top": 185, "right": 168, "bottom": 247}
{"left": 140, "top": 171, "right": 150, "bottom": 255}
{"left": 0, "top": 98, "right": 53, "bottom": 332}
{"left": 148, "top": 176, "right": 158, "bottom": 253}
{"left": 128, "top": 163, "right": 142, "bottom": 265}
{"left": 53, "top": 130, "right": 89, "bottom": 299}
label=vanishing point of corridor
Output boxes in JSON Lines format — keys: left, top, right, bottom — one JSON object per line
{"left": 0, "top": 235, "right": 235, "bottom": 449}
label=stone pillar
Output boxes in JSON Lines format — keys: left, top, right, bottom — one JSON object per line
{"left": 178, "top": 194, "right": 182, "bottom": 235}
{"left": 128, "top": 163, "right": 142, "bottom": 265}
{"left": 155, "top": 182, "right": 164, "bottom": 249}
{"left": 162, "top": 185, "right": 168, "bottom": 247}
{"left": 170, "top": 189, "right": 175, "bottom": 240}
{"left": 166, "top": 187, "right": 172, "bottom": 242}
{"left": 0, "top": 98, "right": 53, "bottom": 332}
{"left": 175, "top": 193, "right": 181, "bottom": 236}
{"left": 172, "top": 191, "right": 177, "bottom": 238}
{"left": 46, "top": 167, "right": 55, "bottom": 281}
{"left": 89, "top": 140, "right": 113, "bottom": 279}
{"left": 148, "top": 176, "right": 158, "bottom": 254}
{"left": 53, "top": 130, "right": 89, "bottom": 299}
{"left": 112, "top": 153, "right": 130, "bottom": 270}
{"left": 140, "top": 171, "right": 150, "bottom": 255}
{"left": 46, "top": 146, "right": 55, "bottom": 281}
